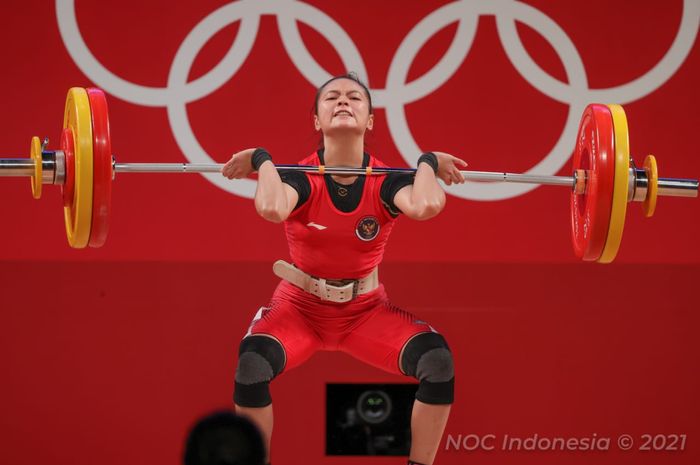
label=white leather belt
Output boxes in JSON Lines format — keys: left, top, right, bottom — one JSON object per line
{"left": 272, "top": 260, "right": 379, "bottom": 303}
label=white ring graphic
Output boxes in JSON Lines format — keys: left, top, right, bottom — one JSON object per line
{"left": 56, "top": 0, "right": 699, "bottom": 201}
{"left": 276, "top": 1, "right": 369, "bottom": 88}
{"left": 166, "top": 0, "right": 372, "bottom": 196}
{"left": 56, "top": 0, "right": 261, "bottom": 106}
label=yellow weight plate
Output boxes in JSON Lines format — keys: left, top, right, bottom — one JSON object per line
{"left": 30, "top": 136, "right": 42, "bottom": 199}
{"left": 62, "top": 88, "right": 93, "bottom": 248}
{"left": 598, "top": 104, "right": 630, "bottom": 263}
{"left": 643, "top": 154, "right": 658, "bottom": 218}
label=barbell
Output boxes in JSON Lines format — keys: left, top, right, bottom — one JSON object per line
{"left": 1, "top": 87, "right": 698, "bottom": 262}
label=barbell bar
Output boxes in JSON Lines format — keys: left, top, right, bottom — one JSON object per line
{"left": 1, "top": 158, "right": 579, "bottom": 186}
{"left": 0, "top": 87, "right": 697, "bottom": 261}
{"left": 3, "top": 158, "right": 697, "bottom": 197}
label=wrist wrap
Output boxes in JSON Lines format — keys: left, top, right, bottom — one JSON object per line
{"left": 251, "top": 148, "right": 273, "bottom": 171}
{"left": 417, "top": 152, "right": 438, "bottom": 174}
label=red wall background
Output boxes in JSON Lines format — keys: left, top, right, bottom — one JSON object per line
{"left": 0, "top": 1, "right": 698, "bottom": 464}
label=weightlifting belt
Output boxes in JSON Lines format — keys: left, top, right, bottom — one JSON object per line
{"left": 272, "top": 260, "right": 379, "bottom": 303}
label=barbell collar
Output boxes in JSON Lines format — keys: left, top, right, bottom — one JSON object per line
{"left": 41, "top": 151, "right": 56, "bottom": 184}
{"left": 0, "top": 152, "right": 65, "bottom": 184}
{"left": 631, "top": 168, "right": 648, "bottom": 202}
{"left": 53, "top": 150, "right": 66, "bottom": 185}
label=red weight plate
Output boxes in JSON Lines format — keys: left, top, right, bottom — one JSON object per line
{"left": 570, "top": 104, "right": 616, "bottom": 261}
{"left": 61, "top": 128, "right": 75, "bottom": 208}
{"left": 86, "top": 88, "right": 113, "bottom": 248}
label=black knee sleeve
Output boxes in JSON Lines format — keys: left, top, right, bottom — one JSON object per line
{"left": 234, "top": 335, "right": 285, "bottom": 408}
{"left": 401, "top": 332, "right": 454, "bottom": 405}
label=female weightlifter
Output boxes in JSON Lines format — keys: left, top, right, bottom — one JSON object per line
{"left": 222, "top": 73, "right": 467, "bottom": 465}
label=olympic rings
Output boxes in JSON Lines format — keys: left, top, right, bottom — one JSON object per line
{"left": 55, "top": 0, "right": 699, "bottom": 200}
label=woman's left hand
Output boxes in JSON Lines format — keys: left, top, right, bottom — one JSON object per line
{"left": 434, "top": 152, "right": 468, "bottom": 185}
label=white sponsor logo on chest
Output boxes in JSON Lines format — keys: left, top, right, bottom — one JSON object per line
{"left": 307, "top": 222, "right": 327, "bottom": 230}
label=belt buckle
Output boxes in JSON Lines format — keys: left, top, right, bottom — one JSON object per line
{"left": 351, "top": 280, "right": 359, "bottom": 299}
{"left": 314, "top": 275, "right": 360, "bottom": 302}
{"left": 327, "top": 278, "right": 360, "bottom": 301}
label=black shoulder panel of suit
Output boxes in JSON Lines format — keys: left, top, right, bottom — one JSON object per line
{"left": 380, "top": 172, "right": 415, "bottom": 216}
{"left": 279, "top": 170, "right": 311, "bottom": 210}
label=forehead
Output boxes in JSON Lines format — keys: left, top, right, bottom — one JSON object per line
{"left": 320, "top": 78, "right": 367, "bottom": 96}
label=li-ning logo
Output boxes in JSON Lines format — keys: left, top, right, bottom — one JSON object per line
{"left": 56, "top": 0, "right": 698, "bottom": 202}
{"left": 244, "top": 306, "right": 271, "bottom": 337}
{"left": 356, "top": 216, "right": 380, "bottom": 241}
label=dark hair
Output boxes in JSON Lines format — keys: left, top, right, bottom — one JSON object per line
{"left": 183, "top": 411, "right": 265, "bottom": 465}
{"left": 314, "top": 72, "right": 373, "bottom": 115}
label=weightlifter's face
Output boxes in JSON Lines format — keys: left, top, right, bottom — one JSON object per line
{"left": 314, "top": 79, "right": 373, "bottom": 137}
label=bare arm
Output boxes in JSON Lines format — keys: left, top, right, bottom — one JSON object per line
{"left": 393, "top": 152, "right": 467, "bottom": 221}
{"left": 222, "top": 149, "right": 299, "bottom": 223}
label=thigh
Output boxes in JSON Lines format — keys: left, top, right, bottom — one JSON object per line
{"left": 339, "top": 299, "right": 437, "bottom": 375}
{"left": 243, "top": 292, "right": 322, "bottom": 373}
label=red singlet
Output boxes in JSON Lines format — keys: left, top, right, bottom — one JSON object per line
{"left": 284, "top": 152, "right": 395, "bottom": 279}
{"left": 245, "top": 152, "right": 438, "bottom": 375}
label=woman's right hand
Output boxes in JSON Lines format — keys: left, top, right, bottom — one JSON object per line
{"left": 222, "top": 148, "right": 256, "bottom": 179}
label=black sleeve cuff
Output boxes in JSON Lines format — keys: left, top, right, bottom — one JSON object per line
{"left": 279, "top": 170, "right": 311, "bottom": 211}
{"left": 380, "top": 172, "right": 415, "bottom": 217}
